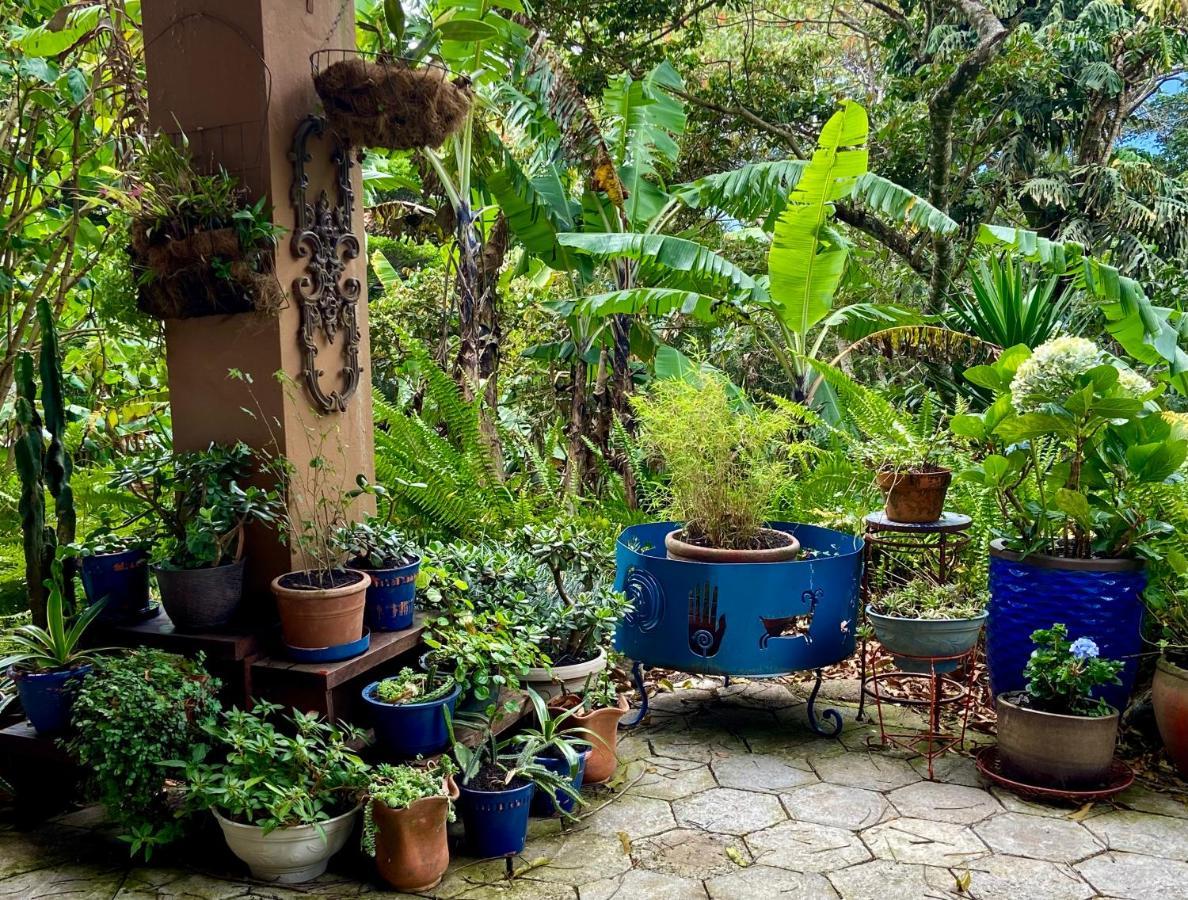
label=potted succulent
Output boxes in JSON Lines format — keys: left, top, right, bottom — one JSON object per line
{"left": 1147, "top": 589, "right": 1188, "bottom": 776}
{"left": 513, "top": 691, "right": 594, "bottom": 818}
{"left": 516, "top": 521, "right": 630, "bottom": 698}
{"left": 866, "top": 579, "right": 988, "bottom": 673}
{"left": 955, "top": 338, "right": 1184, "bottom": 708}
{"left": 174, "top": 702, "right": 369, "bottom": 883}
{"left": 2, "top": 560, "right": 110, "bottom": 735}
{"left": 632, "top": 375, "right": 801, "bottom": 562}
{"left": 361, "top": 666, "right": 461, "bottom": 758}
{"left": 362, "top": 760, "right": 458, "bottom": 892}
{"left": 548, "top": 670, "right": 629, "bottom": 785}
{"left": 996, "top": 624, "right": 1124, "bottom": 789}
{"left": 73, "top": 527, "right": 153, "bottom": 624}
{"left": 862, "top": 417, "right": 954, "bottom": 524}
{"left": 338, "top": 504, "right": 422, "bottom": 632}
{"left": 449, "top": 704, "right": 586, "bottom": 858}
{"left": 113, "top": 442, "right": 284, "bottom": 630}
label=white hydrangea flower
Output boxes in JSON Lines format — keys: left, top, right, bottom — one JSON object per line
{"left": 1010, "top": 337, "right": 1103, "bottom": 412}
{"left": 1115, "top": 366, "right": 1153, "bottom": 400}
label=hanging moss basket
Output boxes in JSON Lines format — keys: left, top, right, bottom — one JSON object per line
{"left": 129, "top": 221, "right": 284, "bottom": 321}
{"left": 312, "top": 51, "right": 472, "bottom": 152}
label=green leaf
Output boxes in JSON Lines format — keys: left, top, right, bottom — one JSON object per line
{"left": 673, "top": 159, "right": 806, "bottom": 220}
{"left": 995, "top": 412, "right": 1074, "bottom": 443}
{"left": 547, "top": 288, "right": 719, "bottom": 322}
{"left": 437, "top": 18, "right": 499, "bottom": 41}
{"left": 982, "top": 454, "right": 1012, "bottom": 485}
{"left": 1054, "top": 488, "right": 1091, "bottom": 524}
{"left": 852, "top": 173, "right": 958, "bottom": 236}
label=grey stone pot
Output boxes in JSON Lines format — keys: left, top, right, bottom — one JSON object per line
{"left": 996, "top": 692, "right": 1119, "bottom": 789}
{"left": 866, "top": 605, "right": 987, "bottom": 674}
{"left": 155, "top": 558, "right": 245, "bottom": 630}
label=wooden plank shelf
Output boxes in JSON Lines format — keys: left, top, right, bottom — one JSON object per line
{"left": 0, "top": 721, "right": 81, "bottom": 820}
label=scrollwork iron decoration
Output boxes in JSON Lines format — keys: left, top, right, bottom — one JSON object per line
{"left": 289, "top": 115, "right": 361, "bottom": 412}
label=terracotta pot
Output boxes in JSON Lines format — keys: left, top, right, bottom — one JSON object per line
{"left": 996, "top": 692, "right": 1119, "bottom": 789}
{"left": 550, "top": 693, "right": 629, "bottom": 785}
{"left": 875, "top": 467, "right": 952, "bottom": 524}
{"left": 270, "top": 570, "right": 369, "bottom": 649}
{"left": 373, "top": 776, "right": 458, "bottom": 892}
{"left": 1153, "top": 655, "right": 1188, "bottom": 777}
{"left": 664, "top": 528, "right": 800, "bottom": 563}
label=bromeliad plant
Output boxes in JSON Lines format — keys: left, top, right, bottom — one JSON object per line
{"left": 174, "top": 701, "right": 369, "bottom": 833}
{"left": 955, "top": 337, "right": 1186, "bottom": 559}
{"left": 1021, "top": 624, "right": 1124, "bottom": 717}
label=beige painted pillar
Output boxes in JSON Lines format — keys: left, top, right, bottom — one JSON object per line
{"left": 142, "top": 1, "right": 374, "bottom": 598}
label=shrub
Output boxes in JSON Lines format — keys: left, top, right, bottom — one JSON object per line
{"left": 1022, "top": 624, "right": 1123, "bottom": 717}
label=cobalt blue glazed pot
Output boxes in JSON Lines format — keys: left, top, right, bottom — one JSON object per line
{"left": 351, "top": 556, "right": 419, "bottom": 632}
{"left": 530, "top": 750, "right": 589, "bottom": 817}
{"left": 615, "top": 522, "right": 864, "bottom": 677}
{"left": 362, "top": 680, "right": 460, "bottom": 758}
{"left": 866, "top": 607, "right": 987, "bottom": 674}
{"left": 81, "top": 549, "right": 151, "bottom": 623}
{"left": 988, "top": 540, "right": 1145, "bottom": 711}
{"left": 12, "top": 664, "right": 91, "bottom": 735}
{"left": 458, "top": 780, "right": 535, "bottom": 858}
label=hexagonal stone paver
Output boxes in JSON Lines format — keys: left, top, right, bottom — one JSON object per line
{"left": 673, "top": 787, "right": 786, "bottom": 835}
{"left": 1114, "top": 783, "right": 1188, "bottom": 819}
{"left": 578, "top": 792, "right": 677, "bottom": 839}
{"left": 908, "top": 752, "right": 983, "bottom": 787}
{"left": 1083, "top": 809, "right": 1188, "bottom": 859}
{"left": 745, "top": 820, "right": 871, "bottom": 872}
{"left": 887, "top": 781, "right": 1001, "bottom": 825}
{"left": 705, "top": 865, "right": 839, "bottom": 899}
{"left": 649, "top": 730, "right": 749, "bottom": 763}
{"left": 861, "top": 817, "right": 988, "bottom": 866}
{"left": 782, "top": 781, "right": 891, "bottom": 831}
{"left": 630, "top": 757, "right": 719, "bottom": 802}
{"left": 973, "top": 812, "right": 1102, "bottom": 863}
{"left": 812, "top": 752, "right": 922, "bottom": 792}
{"left": 825, "top": 859, "right": 953, "bottom": 900}
{"left": 463, "top": 877, "right": 579, "bottom": 900}
{"left": 520, "top": 832, "right": 634, "bottom": 888}
{"left": 631, "top": 828, "right": 750, "bottom": 879}
{"left": 1077, "top": 850, "right": 1188, "bottom": 900}
{"left": 715, "top": 680, "right": 800, "bottom": 709}
{"left": 957, "top": 855, "right": 1094, "bottom": 900}
{"left": 711, "top": 753, "right": 817, "bottom": 793}
{"left": 579, "top": 868, "right": 707, "bottom": 900}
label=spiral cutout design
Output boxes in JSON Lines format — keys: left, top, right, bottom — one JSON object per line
{"left": 623, "top": 568, "right": 665, "bottom": 632}
{"left": 691, "top": 629, "right": 714, "bottom": 653}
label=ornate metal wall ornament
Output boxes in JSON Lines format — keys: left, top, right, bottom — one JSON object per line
{"left": 289, "top": 115, "right": 361, "bottom": 413}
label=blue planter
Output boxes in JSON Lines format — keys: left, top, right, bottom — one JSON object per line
{"left": 615, "top": 522, "right": 864, "bottom": 677}
{"left": 12, "top": 664, "right": 91, "bottom": 735}
{"left": 458, "top": 780, "right": 535, "bottom": 858}
{"left": 362, "top": 680, "right": 460, "bottom": 758}
{"left": 352, "top": 556, "right": 419, "bottom": 632}
{"left": 530, "top": 750, "right": 589, "bottom": 817}
{"left": 988, "top": 540, "right": 1145, "bottom": 711}
{"left": 81, "top": 549, "right": 151, "bottom": 623}
{"left": 866, "top": 607, "right": 987, "bottom": 674}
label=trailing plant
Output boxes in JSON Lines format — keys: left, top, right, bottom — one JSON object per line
{"left": 955, "top": 338, "right": 1185, "bottom": 559}
{"left": 172, "top": 701, "right": 369, "bottom": 834}
{"left": 362, "top": 758, "right": 457, "bottom": 857}
{"left": 111, "top": 442, "right": 284, "bottom": 570}
{"left": 1020, "top": 624, "right": 1123, "bottom": 717}
{"left": 631, "top": 374, "right": 795, "bottom": 550}
{"left": 67, "top": 650, "right": 222, "bottom": 859}
{"left": 870, "top": 579, "right": 987, "bottom": 620}
{"left": 373, "top": 667, "right": 456, "bottom": 705}
{"left": 14, "top": 298, "right": 75, "bottom": 628}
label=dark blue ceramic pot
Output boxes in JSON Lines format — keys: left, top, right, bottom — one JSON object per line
{"left": 458, "top": 780, "right": 535, "bottom": 858}
{"left": 12, "top": 664, "right": 91, "bottom": 735}
{"left": 80, "top": 549, "right": 151, "bottom": 623}
{"left": 352, "top": 556, "right": 419, "bottom": 632}
{"left": 988, "top": 540, "right": 1145, "bottom": 711}
{"left": 362, "top": 680, "right": 460, "bottom": 758}
{"left": 530, "top": 750, "right": 589, "bottom": 817}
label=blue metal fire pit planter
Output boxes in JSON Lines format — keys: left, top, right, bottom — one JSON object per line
{"left": 988, "top": 541, "right": 1145, "bottom": 711}
{"left": 458, "top": 781, "right": 535, "bottom": 858}
{"left": 284, "top": 628, "right": 371, "bottom": 663}
{"left": 352, "top": 556, "right": 419, "bottom": 632}
{"left": 615, "top": 522, "right": 864, "bottom": 736}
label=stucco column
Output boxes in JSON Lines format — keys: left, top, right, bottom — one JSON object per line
{"left": 142, "top": 1, "right": 375, "bottom": 597}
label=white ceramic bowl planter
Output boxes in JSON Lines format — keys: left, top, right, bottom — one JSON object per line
{"left": 213, "top": 805, "right": 359, "bottom": 883}
{"left": 524, "top": 648, "right": 608, "bottom": 700}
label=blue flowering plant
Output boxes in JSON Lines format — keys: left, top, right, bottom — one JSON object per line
{"left": 954, "top": 338, "right": 1185, "bottom": 560}
{"left": 1021, "top": 624, "right": 1124, "bottom": 717}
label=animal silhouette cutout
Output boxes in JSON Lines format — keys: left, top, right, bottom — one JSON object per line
{"left": 759, "top": 588, "right": 823, "bottom": 649}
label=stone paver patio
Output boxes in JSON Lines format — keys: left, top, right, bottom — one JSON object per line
{"left": 3, "top": 679, "right": 1186, "bottom": 899}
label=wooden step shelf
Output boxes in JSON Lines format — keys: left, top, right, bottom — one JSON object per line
{"left": 250, "top": 617, "right": 427, "bottom": 719}
{"left": 0, "top": 721, "right": 82, "bottom": 819}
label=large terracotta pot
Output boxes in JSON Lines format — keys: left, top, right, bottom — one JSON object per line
{"left": 1153, "top": 655, "right": 1188, "bottom": 777}
{"left": 996, "top": 692, "right": 1119, "bottom": 789}
{"left": 552, "top": 693, "right": 630, "bottom": 785}
{"left": 664, "top": 528, "right": 800, "bottom": 563}
{"left": 270, "top": 570, "right": 369, "bottom": 649}
{"left": 875, "top": 467, "right": 952, "bottom": 524}
{"left": 373, "top": 776, "right": 458, "bottom": 892}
